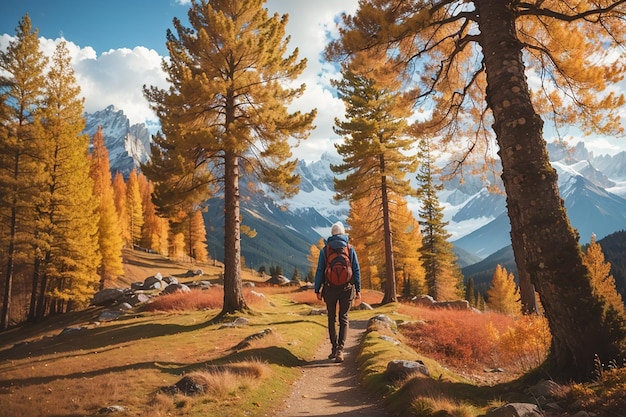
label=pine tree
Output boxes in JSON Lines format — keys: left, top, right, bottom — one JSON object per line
{"left": 32, "top": 40, "right": 100, "bottom": 318}
{"left": 332, "top": 52, "right": 417, "bottom": 304}
{"left": 143, "top": 0, "right": 315, "bottom": 315}
{"left": 416, "top": 137, "right": 463, "bottom": 301}
{"left": 0, "top": 14, "right": 48, "bottom": 329}
{"left": 89, "top": 126, "right": 124, "bottom": 289}
{"left": 487, "top": 264, "right": 521, "bottom": 316}
{"left": 126, "top": 168, "right": 144, "bottom": 248}
{"left": 583, "top": 234, "right": 625, "bottom": 315}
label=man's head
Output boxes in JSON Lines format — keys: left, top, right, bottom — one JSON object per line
{"left": 331, "top": 222, "right": 345, "bottom": 236}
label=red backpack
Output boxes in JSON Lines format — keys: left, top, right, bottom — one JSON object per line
{"left": 324, "top": 243, "right": 353, "bottom": 287}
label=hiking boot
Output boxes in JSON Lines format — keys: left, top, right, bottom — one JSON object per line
{"left": 335, "top": 350, "right": 344, "bottom": 363}
{"left": 328, "top": 347, "right": 337, "bottom": 359}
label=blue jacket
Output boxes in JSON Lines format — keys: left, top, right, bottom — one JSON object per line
{"left": 314, "top": 233, "right": 361, "bottom": 293}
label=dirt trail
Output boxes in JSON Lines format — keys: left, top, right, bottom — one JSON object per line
{"left": 276, "top": 319, "right": 390, "bottom": 416}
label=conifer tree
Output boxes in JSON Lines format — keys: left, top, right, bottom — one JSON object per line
{"left": 32, "top": 41, "right": 100, "bottom": 318}
{"left": 583, "top": 234, "right": 625, "bottom": 315}
{"left": 89, "top": 126, "right": 124, "bottom": 289}
{"left": 112, "top": 172, "right": 131, "bottom": 247}
{"left": 188, "top": 209, "right": 209, "bottom": 263}
{"left": 392, "top": 198, "right": 426, "bottom": 298}
{"left": 307, "top": 238, "right": 325, "bottom": 282}
{"left": 346, "top": 197, "right": 379, "bottom": 291}
{"left": 326, "top": 0, "right": 626, "bottom": 380}
{"left": 0, "top": 14, "right": 48, "bottom": 329}
{"left": 143, "top": 0, "right": 315, "bottom": 315}
{"left": 126, "top": 168, "right": 144, "bottom": 248}
{"left": 465, "top": 276, "right": 477, "bottom": 308}
{"left": 415, "top": 137, "right": 463, "bottom": 301}
{"left": 137, "top": 172, "right": 168, "bottom": 253}
{"left": 332, "top": 53, "right": 417, "bottom": 304}
{"left": 487, "top": 264, "right": 521, "bottom": 316}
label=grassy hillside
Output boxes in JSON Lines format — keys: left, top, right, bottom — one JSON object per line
{"left": 1, "top": 250, "right": 625, "bottom": 417}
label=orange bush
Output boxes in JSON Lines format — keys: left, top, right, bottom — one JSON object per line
{"left": 398, "top": 305, "right": 549, "bottom": 373}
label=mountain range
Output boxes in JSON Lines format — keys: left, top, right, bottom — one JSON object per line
{"left": 85, "top": 106, "right": 626, "bottom": 285}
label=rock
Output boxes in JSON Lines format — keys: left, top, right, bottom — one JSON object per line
{"left": 98, "top": 310, "right": 123, "bottom": 322}
{"left": 92, "top": 288, "right": 127, "bottom": 306}
{"left": 385, "top": 360, "right": 429, "bottom": 380}
{"left": 98, "top": 405, "right": 126, "bottom": 414}
{"left": 59, "top": 326, "right": 86, "bottom": 336}
{"left": 162, "top": 275, "right": 178, "bottom": 285}
{"left": 412, "top": 294, "right": 435, "bottom": 307}
{"left": 529, "top": 379, "right": 562, "bottom": 398}
{"left": 161, "top": 283, "right": 191, "bottom": 295}
{"left": 143, "top": 275, "right": 163, "bottom": 290}
{"left": 484, "top": 403, "right": 542, "bottom": 417}
{"left": 368, "top": 314, "right": 396, "bottom": 331}
{"left": 354, "top": 302, "right": 373, "bottom": 310}
{"left": 379, "top": 335, "right": 400, "bottom": 345}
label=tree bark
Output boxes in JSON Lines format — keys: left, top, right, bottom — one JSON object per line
{"left": 380, "top": 156, "right": 397, "bottom": 304}
{"left": 477, "top": 0, "right": 625, "bottom": 379}
{"left": 221, "top": 150, "right": 248, "bottom": 315}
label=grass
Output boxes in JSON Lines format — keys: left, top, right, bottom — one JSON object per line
{"left": 1, "top": 251, "right": 625, "bottom": 416}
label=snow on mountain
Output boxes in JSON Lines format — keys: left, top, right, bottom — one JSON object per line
{"left": 85, "top": 105, "right": 626, "bottom": 263}
{"left": 84, "top": 105, "right": 151, "bottom": 177}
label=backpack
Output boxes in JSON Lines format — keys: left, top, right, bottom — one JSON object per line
{"left": 324, "top": 243, "right": 353, "bottom": 287}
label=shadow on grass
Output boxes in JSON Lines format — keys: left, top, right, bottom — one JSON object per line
{"left": 1, "top": 320, "right": 212, "bottom": 361}
{"left": 384, "top": 373, "right": 537, "bottom": 415}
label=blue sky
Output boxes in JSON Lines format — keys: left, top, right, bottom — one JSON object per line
{"left": 1, "top": 0, "right": 360, "bottom": 162}
{"left": 2, "top": 0, "right": 185, "bottom": 55}
{"left": 1, "top": 0, "right": 625, "bottom": 160}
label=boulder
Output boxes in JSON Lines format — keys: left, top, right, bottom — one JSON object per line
{"left": 161, "top": 283, "right": 191, "bottom": 295}
{"left": 385, "top": 360, "right": 429, "bottom": 380}
{"left": 92, "top": 288, "right": 127, "bottom": 306}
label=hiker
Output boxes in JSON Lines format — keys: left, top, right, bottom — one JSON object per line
{"left": 314, "top": 221, "right": 361, "bottom": 363}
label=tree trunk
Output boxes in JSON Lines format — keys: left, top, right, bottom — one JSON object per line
{"left": 380, "top": 156, "right": 397, "bottom": 304}
{"left": 221, "top": 150, "right": 248, "bottom": 315}
{"left": 477, "top": 0, "right": 625, "bottom": 379}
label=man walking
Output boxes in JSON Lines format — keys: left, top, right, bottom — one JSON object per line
{"left": 314, "top": 221, "right": 361, "bottom": 363}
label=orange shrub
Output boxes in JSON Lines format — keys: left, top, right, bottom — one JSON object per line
{"left": 399, "top": 304, "right": 551, "bottom": 373}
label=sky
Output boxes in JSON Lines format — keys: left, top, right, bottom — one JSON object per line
{"left": 1, "top": 0, "right": 359, "bottom": 162}
{"left": 1, "top": 0, "right": 625, "bottom": 162}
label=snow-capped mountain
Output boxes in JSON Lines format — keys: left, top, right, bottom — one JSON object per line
{"left": 83, "top": 105, "right": 151, "bottom": 177}
{"left": 86, "top": 106, "right": 626, "bottom": 271}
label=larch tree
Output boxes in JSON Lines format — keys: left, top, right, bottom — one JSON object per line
{"left": 89, "top": 126, "right": 124, "bottom": 290}
{"left": 326, "top": 0, "right": 626, "bottom": 379}
{"left": 583, "top": 234, "right": 625, "bottom": 316}
{"left": 188, "top": 209, "right": 209, "bottom": 263}
{"left": 332, "top": 53, "right": 418, "bottom": 304}
{"left": 392, "top": 198, "right": 426, "bottom": 298}
{"left": 142, "top": 0, "right": 316, "bottom": 315}
{"left": 112, "top": 172, "right": 131, "bottom": 247}
{"left": 346, "top": 197, "right": 380, "bottom": 291}
{"left": 126, "top": 168, "right": 144, "bottom": 248}
{"left": 33, "top": 40, "right": 100, "bottom": 319}
{"left": 0, "top": 14, "right": 48, "bottom": 330}
{"left": 415, "top": 137, "right": 463, "bottom": 301}
{"left": 137, "top": 173, "right": 169, "bottom": 255}
{"left": 487, "top": 264, "right": 521, "bottom": 316}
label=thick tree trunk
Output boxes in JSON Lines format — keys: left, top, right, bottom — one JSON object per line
{"left": 221, "top": 150, "right": 248, "bottom": 315}
{"left": 477, "top": 0, "right": 625, "bottom": 379}
{"left": 380, "top": 158, "right": 397, "bottom": 304}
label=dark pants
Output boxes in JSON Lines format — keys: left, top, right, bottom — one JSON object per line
{"left": 323, "top": 284, "right": 354, "bottom": 351}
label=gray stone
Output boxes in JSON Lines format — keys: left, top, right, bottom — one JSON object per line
{"left": 92, "top": 288, "right": 126, "bottom": 306}
{"left": 484, "top": 403, "right": 542, "bottom": 417}
{"left": 385, "top": 360, "right": 429, "bottom": 380}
